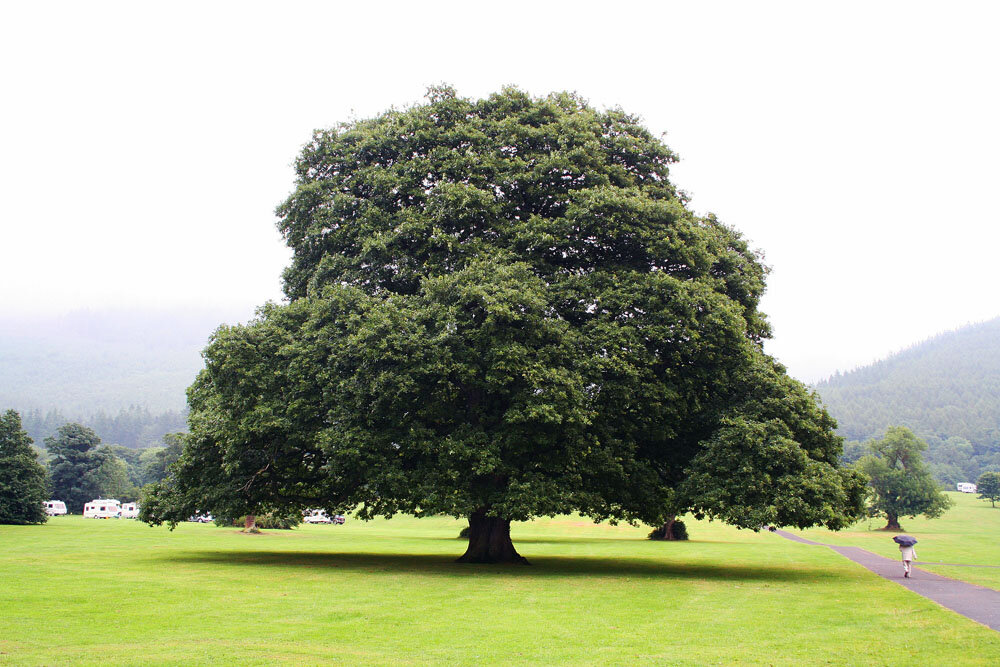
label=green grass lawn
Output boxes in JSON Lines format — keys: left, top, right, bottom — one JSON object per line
{"left": 790, "top": 491, "right": 1000, "bottom": 589}
{"left": 2, "top": 510, "right": 998, "bottom": 665}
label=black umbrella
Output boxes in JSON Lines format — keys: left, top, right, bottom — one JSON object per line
{"left": 893, "top": 535, "right": 918, "bottom": 547}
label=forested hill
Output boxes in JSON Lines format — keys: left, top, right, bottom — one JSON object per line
{"left": 0, "top": 306, "right": 251, "bottom": 415}
{"left": 815, "top": 317, "right": 1000, "bottom": 482}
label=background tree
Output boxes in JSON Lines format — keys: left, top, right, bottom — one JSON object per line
{"left": 977, "top": 471, "right": 1000, "bottom": 508}
{"left": 138, "top": 433, "right": 185, "bottom": 486}
{"left": 89, "top": 450, "right": 139, "bottom": 502}
{"left": 143, "top": 87, "right": 865, "bottom": 561}
{"left": 46, "top": 423, "right": 108, "bottom": 513}
{"left": 0, "top": 410, "right": 48, "bottom": 525}
{"left": 855, "top": 426, "right": 952, "bottom": 530}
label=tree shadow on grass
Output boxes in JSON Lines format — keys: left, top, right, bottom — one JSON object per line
{"left": 161, "top": 550, "right": 829, "bottom": 583}
{"left": 496, "top": 537, "right": 741, "bottom": 546}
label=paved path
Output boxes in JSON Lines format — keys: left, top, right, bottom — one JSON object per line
{"left": 774, "top": 530, "right": 1000, "bottom": 631}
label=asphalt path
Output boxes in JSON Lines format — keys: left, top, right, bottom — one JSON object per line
{"left": 774, "top": 530, "right": 1000, "bottom": 632}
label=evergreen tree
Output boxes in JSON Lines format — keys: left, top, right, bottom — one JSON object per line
{"left": 0, "top": 410, "right": 49, "bottom": 524}
{"left": 46, "top": 424, "right": 107, "bottom": 513}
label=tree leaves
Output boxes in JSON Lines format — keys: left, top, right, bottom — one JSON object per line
{"left": 146, "top": 88, "right": 862, "bottom": 534}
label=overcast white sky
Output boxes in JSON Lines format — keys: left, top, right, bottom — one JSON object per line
{"left": 2, "top": 1, "right": 998, "bottom": 383}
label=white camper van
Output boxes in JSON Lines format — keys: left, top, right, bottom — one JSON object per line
{"left": 303, "top": 509, "right": 333, "bottom": 524}
{"left": 43, "top": 500, "right": 67, "bottom": 516}
{"left": 119, "top": 502, "right": 140, "bottom": 519}
{"left": 83, "top": 499, "right": 122, "bottom": 519}
{"left": 957, "top": 483, "right": 977, "bottom": 493}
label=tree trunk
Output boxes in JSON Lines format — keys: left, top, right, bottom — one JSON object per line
{"left": 243, "top": 514, "right": 258, "bottom": 533}
{"left": 457, "top": 509, "right": 528, "bottom": 564}
{"left": 884, "top": 513, "right": 901, "bottom": 531}
{"left": 661, "top": 515, "right": 677, "bottom": 541}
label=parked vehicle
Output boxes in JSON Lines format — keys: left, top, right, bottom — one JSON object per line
{"left": 332, "top": 515, "right": 346, "bottom": 525}
{"left": 188, "top": 513, "right": 214, "bottom": 523}
{"left": 83, "top": 499, "right": 122, "bottom": 519}
{"left": 119, "top": 502, "right": 140, "bottom": 519}
{"left": 303, "top": 509, "right": 332, "bottom": 524}
{"left": 43, "top": 500, "right": 67, "bottom": 516}
{"left": 957, "top": 482, "right": 978, "bottom": 493}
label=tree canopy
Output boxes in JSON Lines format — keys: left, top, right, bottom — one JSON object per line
{"left": 977, "top": 471, "right": 1000, "bottom": 508}
{"left": 855, "top": 426, "right": 952, "bottom": 530}
{"left": 143, "top": 87, "right": 864, "bottom": 562}
{"left": 46, "top": 423, "right": 109, "bottom": 513}
{"left": 0, "top": 410, "right": 48, "bottom": 525}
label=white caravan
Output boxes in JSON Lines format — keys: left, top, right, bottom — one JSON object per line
{"left": 303, "top": 509, "right": 333, "bottom": 524}
{"left": 119, "top": 502, "right": 140, "bottom": 519}
{"left": 83, "top": 499, "right": 122, "bottom": 519}
{"left": 957, "top": 483, "right": 977, "bottom": 493}
{"left": 43, "top": 500, "right": 67, "bottom": 516}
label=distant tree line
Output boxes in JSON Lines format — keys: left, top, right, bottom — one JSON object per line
{"left": 818, "top": 318, "right": 1000, "bottom": 484}
{"left": 20, "top": 405, "right": 187, "bottom": 452}
{"left": 45, "top": 425, "right": 184, "bottom": 511}
{"left": 0, "top": 408, "right": 184, "bottom": 520}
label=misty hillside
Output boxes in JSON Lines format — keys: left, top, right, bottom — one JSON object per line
{"left": 815, "top": 317, "right": 1000, "bottom": 483}
{"left": 0, "top": 307, "right": 253, "bottom": 415}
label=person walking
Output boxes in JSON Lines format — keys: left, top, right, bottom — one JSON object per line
{"left": 899, "top": 542, "right": 917, "bottom": 578}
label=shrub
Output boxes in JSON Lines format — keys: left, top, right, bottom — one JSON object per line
{"left": 227, "top": 511, "right": 302, "bottom": 530}
{"left": 648, "top": 520, "right": 688, "bottom": 541}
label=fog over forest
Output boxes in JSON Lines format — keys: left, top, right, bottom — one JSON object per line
{"left": 0, "top": 306, "right": 254, "bottom": 415}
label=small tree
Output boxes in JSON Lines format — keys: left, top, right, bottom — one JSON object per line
{"left": 855, "top": 426, "right": 952, "bottom": 530}
{"left": 977, "top": 472, "right": 1000, "bottom": 508}
{"left": 0, "top": 410, "right": 49, "bottom": 525}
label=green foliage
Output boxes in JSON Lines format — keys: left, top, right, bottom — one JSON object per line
{"left": 89, "top": 450, "right": 139, "bottom": 502}
{"left": 818, "top": 318, "right": 1000, "bottom": 483}
{"left": 677, "top": 358, "right": 866, "bottom": 530}
{"left": 977, "top": 471, "right": 1000, "bottom": 507}
{"left": 0, "top": 410, "right": 48, "bottom": 524}
{"left": 145, "top": 88, "right": 862, "bottom": 549}
{"left": 137, "top": 433, "right": 185, "bottom": 485}
{"left": 46, "top": 423, "right": 106, "bottom": 513}
{"left": 855, "top": 426, "right": 952, "bottom": 529}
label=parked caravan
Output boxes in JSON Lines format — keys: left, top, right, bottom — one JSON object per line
{"left": 303, "top": 509, "right": 333, "bottom": 524}
{"left": 83, "top": 499, "right": 122, "bottom": 518}
{"left": 957, "top": 483, "right": 977, "bottom": 493}
{"left": 119, "top": 502, "right": 140, "bottom": 519}
{"left": 43, "top": 500, "right": 67, "bottom": 516}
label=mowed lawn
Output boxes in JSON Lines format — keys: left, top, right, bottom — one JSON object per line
{"left": 790, "top": 491, "right": 1000, "bottom": 590}
{"left": 2, "top": 510, "right": 999, "bottom": 665}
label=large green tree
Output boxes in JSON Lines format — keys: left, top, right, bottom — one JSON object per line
{"left": 855, "top": 426, "right": 952, "bottom": 530}
{"left": 143, "top": 87, "right": 865, "bottom": 562}
{"left": 0, "top": 410, "right": 48, "bottom": 525}
{"left": 46, "top": 423, "right": 108, "bottom": 513}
